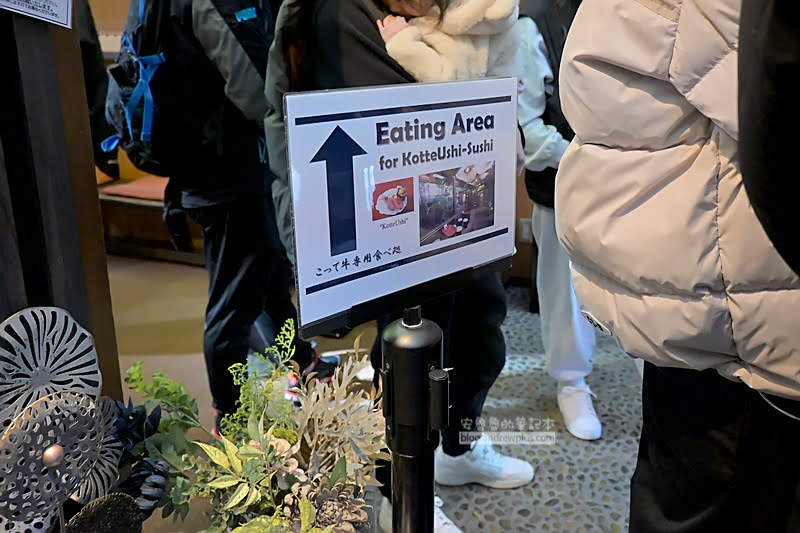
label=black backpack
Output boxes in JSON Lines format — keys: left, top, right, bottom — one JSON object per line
{"left": 520, "top": 0, "right": 581, "bottom": 141}
{"left": 103, "top": 0, "right": 173, "bottom": 176}
{"left": 519, "top": 0, "right": 581, "bottom": 208}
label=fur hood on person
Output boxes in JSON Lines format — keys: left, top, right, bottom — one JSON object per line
{"left": 431, "top": 0, "right": 518, "bottom": 36}
{"left": 384, "top": 0, "right": 520, "bottom": 82}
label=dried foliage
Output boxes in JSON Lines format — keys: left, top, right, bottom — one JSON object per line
{"left": 292, "top": 336, "right": 389, "bottom": 488}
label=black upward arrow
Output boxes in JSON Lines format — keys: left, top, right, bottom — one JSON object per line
{"left": 311, "top": 126, "right": 367, "bottom": 256}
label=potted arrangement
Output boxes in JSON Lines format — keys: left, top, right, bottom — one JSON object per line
{"left": 123, "top": 320, "right": 387, "bottom": 532}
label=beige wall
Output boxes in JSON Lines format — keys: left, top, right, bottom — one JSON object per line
{"left": 510, "top": 172, "right": 534, "bottom": 281}
{"left": 89, "top": 0, "right": 128, "bottom": 33}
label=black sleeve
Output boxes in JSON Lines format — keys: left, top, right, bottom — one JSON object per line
{"left": 310, "top": 0, "right": 416, "bottom": 89}
{"left": 269, "top": 0, "right": 283, "bottom": 25}
{"left": 75, "top": 0, "right": 115, "bottom": 163}
{"left": 192, "top": 0, "right": 272, "bottom": 121}
{"left": 212, "top": 0, "right": 273, "bottom": 76}
{"left": 739, "top": 0, "right": 800, "bottom": 275}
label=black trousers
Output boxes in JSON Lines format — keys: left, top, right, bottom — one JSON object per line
{"left": 187, "top": 194, "right": 312, "bottom": 415}
{"left": 630, "top": 362, "right": 800, "bottom": 533}
{"left": 372, "top": 271, "right": 508, "bottom": 499}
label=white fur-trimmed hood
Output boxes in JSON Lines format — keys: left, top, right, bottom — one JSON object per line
{"left": 384, "top": 0, "right": 520, "bottom": 83}
{"left": 422, "top": 0, "right": 518, "bottom": 35}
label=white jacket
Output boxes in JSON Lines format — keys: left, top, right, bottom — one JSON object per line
{"left": 385, "top": 0, "right": 520, "bottom": 82}
{"left": 515, "top": 17, "right": 570, "bottom": 172}
{"left": 556, "top": 0, "right": 800, "bottom": 399}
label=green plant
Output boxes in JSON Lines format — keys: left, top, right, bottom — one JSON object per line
{"left": 229, "top": 514, "right": 291, "bottom": 533}
{"left": 126, "top": 360, "right": 204, "bottom": 433}
{"left": 220, "top": 320, "right": 298, "bottom": 443}
{"left": 282, "top": 472, "right": 370, "bottom": 533}
{"left": 188, "top": 427, "right": 295, "bottom": 532}
{"left": 229, "top": 509, "right": 334, "bottom": 533}
{"left": 123, "top": 362, "right": 206, "bottom": 521}
{"left": 123, "top": 319, "right": 380, "bottom": 532}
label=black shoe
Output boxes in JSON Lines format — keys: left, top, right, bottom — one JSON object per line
{"left": 303, "top": 352, "right": 343, "bottom": 383}
{"left": 285, "top": 352, "right": 343, "bottom": 406}
{"left": 96, "top": 158, "right": 120, "bottom": 180}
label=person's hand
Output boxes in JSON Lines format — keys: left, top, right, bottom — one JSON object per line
{"left": 377, "top": 15, "right": 409, "bottom": 42}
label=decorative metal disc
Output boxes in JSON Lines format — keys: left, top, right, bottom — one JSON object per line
{"left": 0, "top": 308, "right": 102, "bottom": 434}
{"left": 71, "top": 397, "right": 123, "bottom": 504}
{"left": 65, "top": 493, "right": 142, "bottom": 533}
{"left": 0, "top": 391, "right": 103, "bottom": 521}
{"left": 0, "top": 513, "right": 53, "bottom": 533}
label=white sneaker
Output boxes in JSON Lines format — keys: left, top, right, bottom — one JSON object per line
{"left": 378, "top": 495, "right": 391, "bottom": 532}
{"left": 378, "top": 495, "right": 462, "bottom": 532}
{"left": 434, "top": 435, "right": 535, "bottom": 489}
{"left": 557, "top": 381, "right": 602, "bottom": 440}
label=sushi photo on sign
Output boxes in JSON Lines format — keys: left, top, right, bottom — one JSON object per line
{"left": 372, "top": 177, "right": 414, "bottom": 221}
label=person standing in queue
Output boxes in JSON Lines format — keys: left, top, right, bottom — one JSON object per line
{"left": 264, "top": 0, "right": 534, "bottom": 530}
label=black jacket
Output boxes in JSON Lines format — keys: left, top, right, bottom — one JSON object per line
{"left": 76, "top": 0, "right": 117, "bottom": 175}
{"left": 297, "top": 0, "right": 413, "bottom": 91}
{"left": 739, "top": 0, "right": 800, "bottom": 275}
{"left": 165, "top": 0, "right": 275, "bottom": 207}
{"left": 519, "top": 0, "right": 580, "bottom": 208}
{"left": 263, "top": 0, "right": 416, "bottom": 258}
{"left": 265, "top": 0, "right": 414, "bottom": 186}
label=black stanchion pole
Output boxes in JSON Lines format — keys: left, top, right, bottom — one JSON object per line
{"left": 382, "top": 306, "right": 450, "bottom": 533}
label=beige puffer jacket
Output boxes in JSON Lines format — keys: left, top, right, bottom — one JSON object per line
{"left": 555, "top": 0, "right": 800, "bottom": 399}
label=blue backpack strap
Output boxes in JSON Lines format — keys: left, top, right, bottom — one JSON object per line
{"left": 101, "top": 135, "right": 121, "bottom": 153}
{"left": 257, "top": 135, "right": 267, "bottom": 164}
{"left": 139, "top": 0, "right": 146, "bottom": 26}
{"left": 123, "top": 53, "right": 165, "bottom": 142}
{"left": 235, "top": 7, "right": 257, "bottom": 22}
{"left": 121, "top": 34, "right": 134, "bottom": 52}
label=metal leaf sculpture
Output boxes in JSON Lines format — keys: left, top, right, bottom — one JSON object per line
{"left": 64, "top": 493, "right": 142, "bottom": 533}
{"left": 71, "top": 397, "right": 123, "bottom": 505}
{"left": 0, "top": 308, "right": 102, "bottom": 434}
{"left": 0, "top": 392, "right": 103, "bottom": 522}
{"left": 0, "top": 513, "right": 53, "bottom": 533}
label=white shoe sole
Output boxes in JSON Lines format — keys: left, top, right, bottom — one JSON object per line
{"left": 563, "top": 424, "right": 602, "bottom": 441}
{"left": 435, "top": 472, "right": 534, "bottom": 489}
{"left": 379, "top": 496, "right": 465, "bottom": 533}
{"left": 557, "top": 401, "right": 602, "bottom": 441}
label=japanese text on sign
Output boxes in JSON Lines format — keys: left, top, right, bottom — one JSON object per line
{"left": 285, "top": 78, "right": 518, "bottom": 335}
{"left": 0, "top": 0, "right": 72, "bottom": 27}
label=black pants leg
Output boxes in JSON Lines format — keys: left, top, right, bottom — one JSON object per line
{"left": 259, "top": 195, "right": 313, "bottom": 371}
{"left": 630, "top": 362, "right": 800, "bottom": 533}
{"left": 372, "top": 271, "right": 507, "bottom": 499}
{"left": 440, "top": 271, "right": 507, "bottom": 455}
{"left": 189, "top": 195, "right": 310, "bottom": 415}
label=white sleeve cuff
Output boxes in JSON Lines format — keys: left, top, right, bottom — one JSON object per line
{"left": 554, "top": 137, "right": 571, "bottom": 165}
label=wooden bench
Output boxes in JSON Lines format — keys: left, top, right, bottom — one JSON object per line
{"left": 98, "top": 173, "right": 204, "bottom": 266}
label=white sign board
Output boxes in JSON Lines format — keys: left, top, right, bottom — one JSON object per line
{"left": 0, "top": 0, "right": 72, "bottom": 27}
{"left": 286, "top": 78, "right": 518, "bottom": 333}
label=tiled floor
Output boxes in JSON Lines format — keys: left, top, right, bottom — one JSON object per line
{"left": 107, "top": 256, "right": 642, "bottom": 532}
{"left": 436, "top": 288, "right": 642, "bottom": 533}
